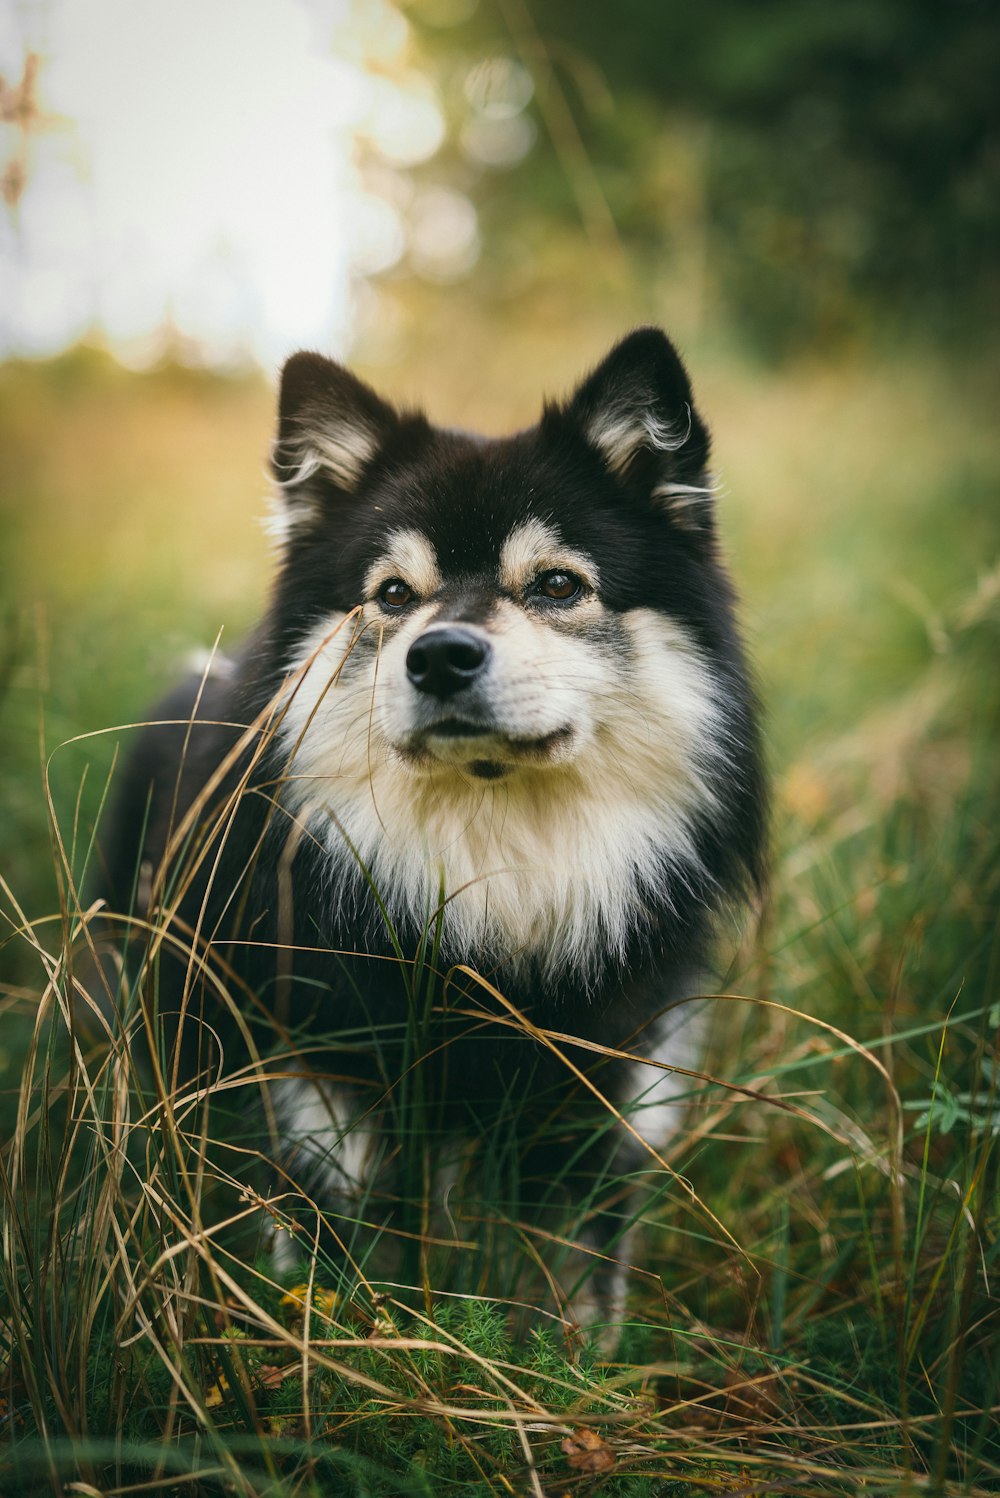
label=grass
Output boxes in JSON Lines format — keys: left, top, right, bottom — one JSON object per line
{"left": 0, "top": 335, "right": 998, "bottom": 1495}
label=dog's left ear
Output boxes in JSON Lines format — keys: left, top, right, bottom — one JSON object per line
{"left": 272, "top": 351, "right": 401, "bottom": 495}
{"left": 563, "top": 328, "right": 713, "bottom": 530}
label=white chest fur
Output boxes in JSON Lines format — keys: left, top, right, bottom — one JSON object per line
{"left": 276, "top": 607, "right": 725, "bottom": 982}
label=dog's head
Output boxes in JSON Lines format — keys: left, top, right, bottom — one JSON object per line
{"left": 267, "top": 329, "right": 734, "bottom": 784}
{"left": 258, "top": 328, "right": 762, "bottom": 974}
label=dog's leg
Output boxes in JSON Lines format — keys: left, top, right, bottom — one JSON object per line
{"left": 267, "top": 1074, "right": 388, "bottom": 1280}
{"left": 624, "top": 999, "right": 705, "bottom": 1149}
{"left": 559, "top": 1002, "right": 706, "bottom": 1351}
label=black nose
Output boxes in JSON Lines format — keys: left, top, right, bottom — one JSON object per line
{"left": 406, "top": 627, "right": 491, "bottom": 699}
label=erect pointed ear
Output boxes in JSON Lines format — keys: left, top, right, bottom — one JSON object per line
{"left": 270, "top": 351, "right": 400, "bottom": 507}
{"left": 563, "top": 328, "right": 714, "bottom": 530}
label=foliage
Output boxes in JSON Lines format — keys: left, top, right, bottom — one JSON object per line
{"left": 406, "top": 0, "right": 1000, "bottom": 351}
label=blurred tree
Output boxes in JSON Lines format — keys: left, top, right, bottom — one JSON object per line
{"left": 405, "top": 0, "right": 1000, "bottom": 351}
{"left": 0, "top": 53, "right": 40, "bottom": 212}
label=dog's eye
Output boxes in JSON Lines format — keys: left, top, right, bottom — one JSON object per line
{"left": 378, "top": 579, "right": 416, "bottom": 610}
{"left": 537, "top": 570, "right": 582, "bottom": 602}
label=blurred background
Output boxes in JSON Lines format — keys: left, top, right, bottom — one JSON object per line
{"left": 4, "top": 0, "right": 999, "bottom": 366}
{"left": 1, "top": 0, "right": 998, "bottom": 967}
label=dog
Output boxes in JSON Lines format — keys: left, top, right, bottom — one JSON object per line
{"left": 98, "top": 327, "right": 766, "bottom": 1336}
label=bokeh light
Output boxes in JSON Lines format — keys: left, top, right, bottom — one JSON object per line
{"left": 0, "top": 0, "right": 463, "bottom": 368}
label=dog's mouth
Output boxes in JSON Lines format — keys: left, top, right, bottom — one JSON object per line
{"left": 423, "top": 717, "right": 492, "bottom": 739}
{"left": 397, "top": 720, "right": 574, "bottom": 778}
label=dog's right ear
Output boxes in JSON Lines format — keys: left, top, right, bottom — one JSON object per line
{"left": 270, "top": 352, "right": 400, "bottom": 519}
{"left": 559, "top": 328, "right": 714, "bottom": 533}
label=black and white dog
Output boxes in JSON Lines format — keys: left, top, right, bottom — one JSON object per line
{"left": 100, "top": 327, "right": 765, "bottom": 1332}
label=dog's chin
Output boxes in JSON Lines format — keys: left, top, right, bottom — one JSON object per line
{"left": 392, "top": 722, "right": 576, "bottom": 780}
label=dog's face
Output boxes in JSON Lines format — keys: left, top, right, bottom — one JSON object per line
{"left": 357, "top": 513, "right": 616, "bottom": 780}
{"left": 262, "top": 330, "right": 746, "bottom": 974}
{"left": 268, "top": 329, "right": 729, "bottom": 780}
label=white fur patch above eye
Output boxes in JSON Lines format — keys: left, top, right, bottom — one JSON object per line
{"left": 499, "top": 519, "right": 598, "bottom": 595}
{"left": 586, "top": 402, "right": 692, "bottom": 477}
{"left": 364, "top": 529, "right": 442, "bottom": 601}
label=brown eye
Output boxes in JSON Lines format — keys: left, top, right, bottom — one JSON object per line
{"left": 538, "top": 570, "right": 582, "bottom": 602}
{"left": 379, "top": 578, "right": 415, "bottom": 609}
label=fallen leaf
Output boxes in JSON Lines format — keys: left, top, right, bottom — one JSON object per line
{"left": 279, "top": 1284, "right": 339, "bottom": 1320}
{"left": 204, "top": 1374, "right": 229, "bottom": 1409}
{"left": 561, "top": 1426, "right": 615, "bottom": 1474}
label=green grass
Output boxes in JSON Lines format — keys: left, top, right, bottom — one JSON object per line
{"left": 1, "top": 339, "right": 998, "bottom": 1495}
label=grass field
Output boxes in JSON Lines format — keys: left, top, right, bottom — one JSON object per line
{"left": 1, "top": 330, "right": 998, "bottom": 1495}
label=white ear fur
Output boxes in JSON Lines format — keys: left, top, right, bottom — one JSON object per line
{"left": 268, "top": 416, "right": 379, "bottom": 547}
{"left": 585, "top": 401, "right": 693, "bottom": 478}
{"left": 650, "top": 476, "right": 718, "bottom": 528}
{"left": 584, "top": 400, "right": 715, "bottom": 528}
{"left": 262, "top": 489, "right": 316, "bottom": 549}
{"left": 270, "top": 351, "right": 398, "bottom": 543}
{"left": 274, "top": 419, "right": 379, "bottom": 493}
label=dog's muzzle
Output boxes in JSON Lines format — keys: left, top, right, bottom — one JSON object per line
{"left": 406, "top": 626, "right": 492, "bottom": 702}
{"left": 396, "top": 623, "right": 575, "bottom": 778}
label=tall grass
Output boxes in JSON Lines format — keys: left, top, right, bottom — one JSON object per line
{"left": 1, "top": 343, "right": 998, "bottom": 1494}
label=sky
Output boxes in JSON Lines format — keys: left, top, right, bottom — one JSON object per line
{"left": 0, "top": 0, "right": 464, "bottom": 371}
